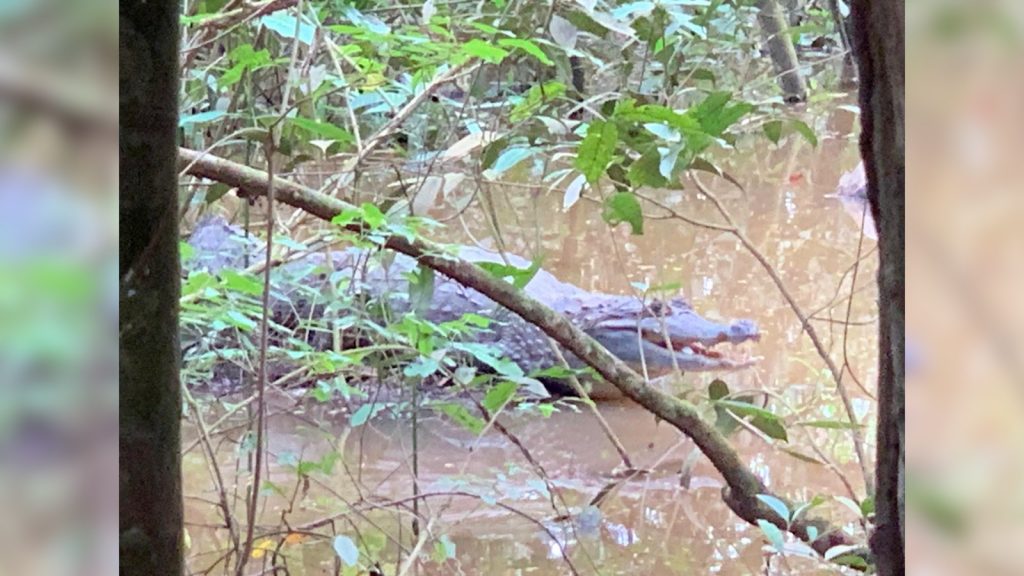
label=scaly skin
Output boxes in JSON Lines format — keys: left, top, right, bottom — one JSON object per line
{"left": 184, "top": 217, "right": 760, "bottom": 397}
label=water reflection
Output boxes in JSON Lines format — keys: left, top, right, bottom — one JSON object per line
{"left": 184, "top": 107, "right": 877, "bottom": 574}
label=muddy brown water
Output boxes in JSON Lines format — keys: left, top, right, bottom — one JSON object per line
{"left": 183, "top": 107, "right": 876, "bottom": 575}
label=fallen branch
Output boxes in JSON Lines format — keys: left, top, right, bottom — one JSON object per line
{"left": 178, "top": 146, "right": 870, "bottom": 563}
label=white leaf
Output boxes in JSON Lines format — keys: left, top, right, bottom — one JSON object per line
{"left": 562, "top": 173, "right": 586, "bottom": 211}
{"left": 549, "top": 15, "right": 578, "bottom": 50}
{"left": 442, "top": 131, "right": 499, "bottom": 161}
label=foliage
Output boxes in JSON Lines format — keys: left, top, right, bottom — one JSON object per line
{"left": 177, "top": 0, "right": 861, "bottom": 572}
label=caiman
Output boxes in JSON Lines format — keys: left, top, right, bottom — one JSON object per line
{"left": 184, "top": 217, "right": 760, "bottom": 399}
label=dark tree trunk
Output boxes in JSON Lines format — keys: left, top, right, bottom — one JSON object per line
{"left": 850, "top": 1, "right": 905, "bottom": 574}
{"left": 756, "top": 0, "right": 808, "bottom": 103}
{"left": 119, "top": 1, "right": 183, "bottom": 574}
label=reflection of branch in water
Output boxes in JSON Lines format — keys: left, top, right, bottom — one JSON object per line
{"left": 682, "top": 175, "right": 872, "bottom": 491}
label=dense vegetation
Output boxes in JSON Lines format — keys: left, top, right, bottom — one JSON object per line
{"left": 174, "top": 0, "right": 876, "bottom": 574}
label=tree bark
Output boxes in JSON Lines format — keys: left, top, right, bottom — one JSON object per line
{"left": 850, "top": 1, "right": 905, "bottom": 574}
{"left": 756, "top": 0, "right": 808, "bottom": 103}
{"left": 119, "top": 1, "right": 183, "bottom": 574}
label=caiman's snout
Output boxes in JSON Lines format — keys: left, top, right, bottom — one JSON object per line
{"left": 588, "top": 304, "right": 761, "bottom": 373}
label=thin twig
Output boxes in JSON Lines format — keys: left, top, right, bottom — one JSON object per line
{"left": 691, "top": 174, "right": 871, "bottom": 491}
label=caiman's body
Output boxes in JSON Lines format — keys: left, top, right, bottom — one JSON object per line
{"left": 186, "top": 217, "right": 760, "bottom": 398}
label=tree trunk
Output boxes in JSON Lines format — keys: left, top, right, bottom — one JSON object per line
{"left": 850, "top": 1, "right": 905, "bottom": 574}
{"left": 756, "top": 0, "right": 808, "bottom": 103}
{"left": 119, "top": 1, "right": 183, "bottom": 574}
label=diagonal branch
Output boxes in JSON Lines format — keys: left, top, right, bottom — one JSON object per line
{"left": 178, "top": 146, "right": 869, "bottom": 563}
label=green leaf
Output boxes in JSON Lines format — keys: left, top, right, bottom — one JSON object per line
{"left": 488, "top": 146, "right": 535, "bottom": 176}
{"left": 757, "top": 519, "right": 786, "bottom": 553}
{"left": 475, "top": 258, "right": 541, "bottom": 290}
{"left": 780, "top": 447, "right": 824, "bottom": 464}
{"left": 350, "top": 402, "right": 387, "bottom": 426}
{"left": 407, "top": 265, "right": 435, "bottom": 316}
{"left": 451, "top": 343, "right": 524, "bottom": 378}
{"left": 714, "top": 399, "right": 777, "bottom": 420}
{"left": 221, "top": 270, "right": 264, "bottom": 296}
{"left": 627, "top": 149, "right": 669, "bottom": 187}
{"left": 835, "top": 496, "right": 866, "bottom": 518}
{"left": 223, "top": 310, "right": 256, "bottom": 331}
{"left": 436, "top": 402, "right": 486, "bottom": 435}
{"left": 601, "top": 192, "right": 644, "bottom": 235}
{"left": 332, "top": 208, "right": 363, "bottom": 227}
{"left": 180, "top": 110, "right": 226, "bottom": 126}
{"left": 332, "top": 535, "right": 360, "bottom": 566}
{"left": 288, "top": 117, "right": 354, "bottom": 144}
{"left": 798, "top": 419, "right": 863, "bottom": 430}
{"left": 575, "top": 120, "right": 619, "bottom": 185}
{"left": 708, "top": 379, "right": 730, "bottom": 401}
{"left": 460, "top": 39, "right": 509, "bottom": 64}
{"left": 482, "top": 381, "right": 518, "bottom": 413}
{"left": 789, "top": 119, "right": 818, "bottom": 147}
{"left": 860, "top": 496, "right": 875, "bottom": 516}
{"left": 690, "top": 92, "right": 753, "bottom": 137}
{"left": 360, "top": 203, "right": 386, "bottom": 229}
{"left": 180, "top": 242, "right": 196, "bottom": 263}
{"left": 404, "top": 357, "right": 440, "bottom": 379}
{"left": 497, "top": 38, "right": 553, "bottom": 65}
{"left": 763, "top": 120, "right": 783, "bottom": 144}
{"left": 752, "top": 414, "right": 789, "bottom": 442}
{"left": 432, "top": 534, "right": 456, "bottom": 562}
{"left": 757, "top": 494, "right": 791, "bottom": 524}
{"left": 509, "top": 81, "right": 566, "bottom": 123}
{"left": 261, "top": 13, "right": 316, "bottom": 45}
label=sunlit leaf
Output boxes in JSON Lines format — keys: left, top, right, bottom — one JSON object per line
{"left": 404, "top": 357, "right": 440, "bottom": 379}
{"left": 497, "top": 38, "right": 552, "bottom": 65}
{"left": 488, "top": 146, "right": 536, "bottom": 176}
{"left": 221, "top": 270, "right": 263, "bottom": 296}
{"left": 360, "top": 203, "right": 386, "bottom": 229}
{"left": 350, "top": 403, "right": 387, "bottom": 427}
{"left": 562, "top": 173, "right": 587, "bottom": 211}
{"left": 835, "top": 496, "right": 865, "bottom": 518}
{"left": 288, "top": 117, "right": 354, "bottom": 144}
{"left": 261, "top": 13, "right": 315, "bottom": 44}
{"left": 332, "top": 535, "right": 360, "bottom": 566}
{"left": 180, "top": 110, "right": 226, "bottom": 126}
{"left": 757, "top": 519, "right": 785, "bottom": 553}
{"left": 824, "top": 544, "right": 863, "bottom": 561}
{"left": 461, "top": 39, "right": 509, "bottom": 64}
{"left": 757, "top": 494, "right": 791, "bottom": 524}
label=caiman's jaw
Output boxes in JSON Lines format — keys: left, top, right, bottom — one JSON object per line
{"left": 589, "top": 314, "right": 761, "bottom": 373}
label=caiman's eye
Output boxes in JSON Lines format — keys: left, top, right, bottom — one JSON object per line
{"left": 647, "top": 299, "right": 667, "bottom": 316}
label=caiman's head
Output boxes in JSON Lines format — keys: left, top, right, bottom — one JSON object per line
{"left": 572, "top": 296, "right": 760, "bottom": 374}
